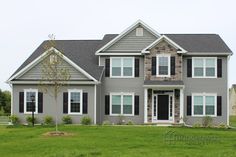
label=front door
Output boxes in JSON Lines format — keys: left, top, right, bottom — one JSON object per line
{"left": 157, "top": 95, "right": 169, "bottom": 120}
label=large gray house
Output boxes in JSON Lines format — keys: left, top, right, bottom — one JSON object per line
{"left": 7, "top": 20, "right": 232, "bottom": 125}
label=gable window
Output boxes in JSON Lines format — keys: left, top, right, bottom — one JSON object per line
{"left": 68, "top": 89, "right": 82, "bottom": 114}
{"left": 136, "top": 27, "right": 143, "bottom": 36}
{"left": 156, "top": 54, "right": 170, "bottom": 77}
{"left": 24, "top": 89, "right": 38, "bottom": 114}
{"left": 192, "top": 57, "right": 217, "bottom": 78}
{"left": 192, "top": 93, "right": 216, "bottom": 116}
{"left": 111, "top": 57, "right": 134, "bottom": 77}
{"left": 50, "top": 54, "right": 58, "bottom": 64}
{"left": 110, "top": 93, "right": 134, "bottom": 116}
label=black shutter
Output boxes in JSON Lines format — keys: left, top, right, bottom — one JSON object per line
{"left": 187, "top": 59, "right": 192, "bottom": 77}
{"left": 134, "top": 95, "right": 139, "bottom": 115}
{"left": 171, "top": 56, "right": 175, "bottom": 75}
{"left": 63, "top": 92, "right": 68, "bottom": 114}
{"left": 105, "top": 95, "right": 110, "bottom": 115}
{"left": 83, "top": 93, "right": 88, "bottom": 114}
{"left": 105, "top": 59, "right": 110, "bottom": 77}
{"left": 217, "top": 96, "right": 222, "bottom": 116}
{"left": 19, "top": 92, "right": 24, "bottom": 113}
{"left": 187, "top": 96, "right": 192, "bottom": 116}
{"left": 135, "top": 58, "right": 139, "bottom": 77}
{"left": 217, "top": 59, "right": 222, "bottom": 78}
{"left": 152, "top": 57, "right": 156, "bottom": 75}
{"left": 38, "top": 92, "right": 43, "bottom": 113}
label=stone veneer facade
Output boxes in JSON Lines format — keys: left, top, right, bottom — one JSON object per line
{"left": 145, "top": 39, "right": 182, "bottom": 123}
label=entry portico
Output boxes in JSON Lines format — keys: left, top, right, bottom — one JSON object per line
{"left": 144, "top": 80, "right": 184, "bottom": 124}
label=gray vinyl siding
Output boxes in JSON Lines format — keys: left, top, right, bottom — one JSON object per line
{"left": 18, "top": 55, "right": 89, "bottom": 80}
{"left": 12, "top": 84, "right": 95, "bottom": 124}
{"left": 183, "top": 56, "right": 228, "bottom": 125}
{"left": 105, "top": 26, "right": 156, "bottom": 51}
{"left": 100, "top": 56, "right": 144, "bottom": 124}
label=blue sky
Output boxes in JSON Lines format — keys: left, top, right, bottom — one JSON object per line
{"left": 0, "top": 0, "right": 235, "bottom": 90}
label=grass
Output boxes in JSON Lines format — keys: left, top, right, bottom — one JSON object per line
{"left": 230, "top": 116, "right": 236, "bottom": 127}
{"left": 0, "top": 125, "right": 236, "bottom": 157}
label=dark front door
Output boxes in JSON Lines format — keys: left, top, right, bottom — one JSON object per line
{"left": 157, "top": 95, "right": 169, "bottom": 120}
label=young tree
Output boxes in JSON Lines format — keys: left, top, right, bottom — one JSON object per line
{"left": 39, "top": 35, "right": 71, "bottom": 132}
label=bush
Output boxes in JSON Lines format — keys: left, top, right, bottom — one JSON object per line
{"left": 43, "top": 116, "right": 53, "bottom": 125}
{"left": 192, "top": 122, "right": 201, "bottom": 128}
{"left": 202, "top": 116, "right": 213, "bottom": 127}
{"left": 62, "top": 115, "right": 72, "bottom": 124}
{"left": 81, "top": 116, "right": 92, "bottom": 125}
{"left": 126, "top": 120, "right": 134, "bottom": 125}
{"left": 102, "top": 120, "right": 111, "bottom": 125}
{"left": 26, "top": 116, "right": 37, "bottom": 125}
{"left": 218, "top": 123, "right": 227, "bottom": 129}
{"left": 117, "top": 115, "right": 125, "bottom": 125}
{"left": 9, "top": 115, "right": 19, "bottom": 125}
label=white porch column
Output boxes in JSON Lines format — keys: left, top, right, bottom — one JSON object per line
{"left": 179, "top": 88, "right": 184, "bottom": 123}
{"left": 94, "top": 84, "right": 97, "bottom": 125}
{"left": 144, "top": 88, "right": 148, "bottom": 123}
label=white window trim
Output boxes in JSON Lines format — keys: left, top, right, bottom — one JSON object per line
{"left": 68, "top": 89, "right": 83, "bottom": 115}
{"left": 110, "top": 57, "right": 135, "bottom": 78}
{"left": 156, "top": 54, "right": 171, "bottom": 77}
{"left": 192, "top": 57, "right": 217, "bottom": 78}
{"left": 110, "top": 92, "right": 134, "bottom": 116}
{"left": 192, "top": 93, "right": 217, "bottom": 117}
{"left": 24, "top": 89, "right": 38, "bottom": 114}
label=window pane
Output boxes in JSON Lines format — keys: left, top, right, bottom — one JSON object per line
{"left": 26, "top": 92, "right": 35, "bottom": 102}
{"left": 112, "top": 95, "right": 121, "bottom": 114}
{"left": 112, "top": 67, "right": 121, "bottom": 76}
{"left": 206, "top": 106, "right": 214, "bottom": 115}
{"left": 71, "top": 92, "right": 80, "bottom": 102}
{"left": 71, "top": 103, "right": 80, "bottom": 112}
{"left": 26, "top": 102, "right": 35, "bottom": 112}
{"left": 206, "top": 59, "right": 215, "bottom": 67}
{"left": 159, "top": 66, "right": 168, "bottom": 75}
{"left": 194, "top": 96, "right": 203, "bottom": 105}
{"left": 194, "top": 59, "right": 203, "bottom": 67}
{"left": 123, "top": 67, "right": 132, "bottom": 76}
{"left": 194, "top": 68, "right": 204, "bottom": 76}
{"left": 206, "top": 96, "right": 215, "bottom": 105}
{"left": 112, "top": 58, "right": 121, "bottom": 67}
{"left": 194, "top": 96, "right": 203, "bottom": 115}
{"left": 123, "top": 95, "right": 132, "bottom": 114}
{"left": 159, "top": 57, "right": 168, "bottom": 66}
{"left": 194, "top": 106, "right": 203, "bottom": 115}
{"left": 206, "top": 68, "right": 215, "bottom": 76}
{"left": 123, "top": 58, "right": 132, "bottom": 67}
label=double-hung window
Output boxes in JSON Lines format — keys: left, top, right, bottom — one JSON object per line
{"left": 68, "top": 89, "right": 82, "bottom": 114}
{"left": 110, "top": 93, "right": 134, "bottom": 116}
{"left": 156, "top": 54, "right": 170, "bottom": 77}
{"left": 24, "top": 89, "right": 38, "bottom": 114}
{"left": 111, "top": 57, "right": 134, "bottom": 77}
{"left": 193, "top": 57, "right": 217, "bottom": 78}
{"left": 192, "top": 93, "right": 216, "bottom": 116}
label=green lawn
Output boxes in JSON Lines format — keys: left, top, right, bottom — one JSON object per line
{"left": 0, "top": 125, "right": 236, "bottom": 157}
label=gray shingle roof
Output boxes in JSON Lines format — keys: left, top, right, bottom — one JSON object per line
{"left": 144, "top": 80, "right": 184, "bottom": 86}
{"left": 11, "top": 40, "right": 107, "bottom": 81}
{"left": 164, "top": 34, "right": 232, "bottom": 53}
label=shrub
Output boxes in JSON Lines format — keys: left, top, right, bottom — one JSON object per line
{"left": 81, "top": 116, "right": 92, "bottom": 125}
{"left": 117, "top": 115, "right": 125, "bottom": 125}
{"left": 192, "top": 122, "right": 201, "bottom": 128}
{"left": 9, "top": 115, "right": 19, "bottom": 125}
{"left": 62, "top": 115, "right": 72, "bottom": 124}
{"left": 202, "top": 116, "right": 213, "bottom": 127}
{"left": 126, "top": 120, "right": 134, "bottom": 125}
{"left": 26, "top": 116, "right": 37, "bottom": 125}
{"left": 102, "top": 120, "right": 111, "bottom": 125}
{"left": 43, "top": 116, "right": 53, "bottom": 125}
{"left": 218, "top": 123, "right": 227, "bottom": 129}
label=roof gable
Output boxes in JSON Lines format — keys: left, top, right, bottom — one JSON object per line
{"left": 17, "top": 52, "right": 91, "bottom": 81}
{"left": 96, "top": 20, "right": 160, "bottom": 55}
